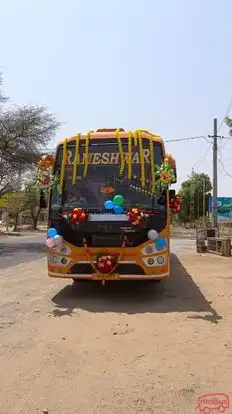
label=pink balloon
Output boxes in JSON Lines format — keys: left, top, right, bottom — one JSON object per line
{"left": 46, "top": 238, "right": 55, "bottom": 248}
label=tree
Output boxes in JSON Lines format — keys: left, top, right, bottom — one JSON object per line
{"left": 0, "top": 74, "right": 7, "bottom": 104}
{"left": 25, "top": 183, "right": 41, "bottom": 230}
{"left": 225, "top": 117, "right": 232, "bottom": 136}
{"left": 0, "top": 73, "right": 60, "bottom": 196}
{"left": 0, "top": 158, "right": 22, "bottom": 196}
{"left": 6, "top": 192, "right": 29, "bottom": 232}
{"left": 178, "top": 173, "right": 212, "bottom": 226}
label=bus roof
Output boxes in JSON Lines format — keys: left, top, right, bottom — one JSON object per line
{"left": 58, "top": 129, "right": 164, "bottom": 146}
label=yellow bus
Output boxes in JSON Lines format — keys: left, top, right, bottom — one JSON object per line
{"left": 41, "top": 128, "right": 178, "bottom": 284}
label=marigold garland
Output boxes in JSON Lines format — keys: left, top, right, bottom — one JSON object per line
{"left": 116, "top": 128, "right": 125, "bottom": 175}
{"left": 83, "top": 131, "right": 90, "bottom": 177}
{"left": 155, "top": 160, "right": 175, "bottom": 193}
{"left": 59, "top": 138, "right": 68, "bottom": 194}
{"left": 128, "top": 131, "right": 133, "bottom": 179}
{"left": 72, "top": 133, "right": 80, "bottom": 184}
{"left": 133, "top": 132, "right": 137, "bottom": 146}
{"left": 34, "top": 168, "right": 59, "bottom": 194}
{"left": 38, "top": 155, "right": 55, "bottom": 170}
{"left": 137, "top": 130, "right": 146, "bottom": 188}
{"left": 149, "top": 137, "right": 156, "bottom": 193}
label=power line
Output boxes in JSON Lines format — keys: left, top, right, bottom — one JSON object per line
{"left": 221, "top": 136, "right": 232, "bottom": 140}
{"left": 218, "top": 143, "right": 232, "bottom": 177}
{"left": 165, "top": 135, "right": 206, "bottom": 143}
{"left": 192, "top": 143, "right": 211, "bottom": 170}
{"left": 165, "top": 135, "right": 231, "bottom": 144}
{"left": 218, "top": 157, "right": 232, "bottom": 177}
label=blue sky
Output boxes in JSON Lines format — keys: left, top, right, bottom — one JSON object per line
{"left": 1, "top": 0, "right": 232, "bottom": 194}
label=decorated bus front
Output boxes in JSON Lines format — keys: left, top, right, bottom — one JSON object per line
{"left": 45, "top": 130, "right": 177, "bottom": 280}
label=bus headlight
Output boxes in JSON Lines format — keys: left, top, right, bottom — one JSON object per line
{"left": 145, "top": 245, "right": 154, "bottom": 255}
{"left": 51, "top": 256, "right": 59, "bottom": 264}
{"left": 142, "top": 244, "right": 156, "bottom": 255}
{"left": 147, "top": 257, "right": 155, "bottom": 265}
{"left": 157, "top": 256, "right": 165, "bottom": 265}
{"left": 59, "top": 245, "right": 71, "bottom": 255}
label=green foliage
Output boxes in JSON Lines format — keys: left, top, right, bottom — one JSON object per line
{"left": 178, "top": 173, "right": 212, "bottom": 224}
{"left": 225, "top": 116, "right": 232, "bottom": 136}
{"left": 6, "top": 185, "right": 42, "bottom": 231}
{"left": 6, "top": 192, "right": 29, "bottom": 232}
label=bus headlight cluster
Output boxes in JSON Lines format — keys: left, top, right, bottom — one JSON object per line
{"left": 54, "top": 245, "right": 71, "bottom": 255}
{"left": 49, "top": 255, "right": 70, "bottom": 266}
{"left": 142, "top": 244, "right": 156, "bottom": 255}
{"left": 142, "top": 255, "right": 166, "bottom": 267}
{"left": 142, "top": 240, "right": 167, "bottom": 256}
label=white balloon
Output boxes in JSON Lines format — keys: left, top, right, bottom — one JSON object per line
{"left": 147, "top": 229, "right": 159, "bottom": 241}
{"left": 53, "top": 234, "right": 64, "bottom": 247}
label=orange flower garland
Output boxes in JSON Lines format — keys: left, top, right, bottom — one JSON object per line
{"left": 59, "top": 138, "right": 68, "bottom": 194}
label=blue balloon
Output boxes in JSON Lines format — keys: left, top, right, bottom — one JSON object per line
{"left": 113, "top": 205, "right": 123, "bottom": 214}
{"left": 104, "top": 200, "right": 114, "bottom": 210}
{"left": 155, "top": 237, "right": 167, "bottom": 250}
{"left": 48, "top": 227, "right": 57, "bottom": 238}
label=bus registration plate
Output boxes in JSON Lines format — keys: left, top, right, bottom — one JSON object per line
{"left": 92, "top": 273, "right": 120, "bottom": 280}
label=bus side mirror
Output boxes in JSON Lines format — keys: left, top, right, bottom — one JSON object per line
{"left": 39, "top": 191, "right": 47, "bottom": 209}
{"left": 172, "top": 166, "right": 177, "bottom": 183}
{"left": 169, "top": 189, "right": 176, "bottom": 199}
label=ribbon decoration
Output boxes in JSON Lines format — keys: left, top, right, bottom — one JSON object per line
{"left": 83, "top": 235, "right": 127, "bottom": 276}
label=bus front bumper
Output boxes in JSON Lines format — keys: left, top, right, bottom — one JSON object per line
{"left": 48, "top": 271, "right": 169, "bottom": 280}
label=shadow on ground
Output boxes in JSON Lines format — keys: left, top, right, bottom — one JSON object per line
{"left": 51, "top": 254, "right": 222, "bottom": 323}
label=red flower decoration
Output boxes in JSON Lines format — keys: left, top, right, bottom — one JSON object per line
{"left": 96, "top": 255, "right": 117, "bottom": 274}
{"left": 70, "top": 208, "right": 88, "bottom": 225}
{"left": 170, "top": 195, "right": 181, "bottom": 213}
{"left": 127, "top": 208, "right": 148, "bottom": 226}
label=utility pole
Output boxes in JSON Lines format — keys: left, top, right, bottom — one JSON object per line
{"left": 208, "top": 118, "right": 218, "bottom": 227}
{"left": 190, "top": 168, "right": 195, "bottom": 226}
{"left": 212, "top": 118, "right": 218, "bottom": 227}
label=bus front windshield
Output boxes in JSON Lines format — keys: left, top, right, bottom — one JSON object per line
{"left": 51, "top": 139, "right": 165, "bottom": 211}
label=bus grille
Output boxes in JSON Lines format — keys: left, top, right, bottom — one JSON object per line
{"left": 82, "top": 233, "right": 148, "bottom": 248}
{"left": 92, "top": 235, "right": 122, "bottom": 247}
{"left": 70, "top": 263, "right": 145, "bottom": 275}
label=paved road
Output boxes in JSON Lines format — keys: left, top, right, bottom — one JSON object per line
{"left": 0, "top": 234, "right": 195, "bottom": 270}
{"left": 170, "top": 238, "right": 195, "bottom": 253}
{"left": 0, "top": 233, "right": 46, "bottom": 269}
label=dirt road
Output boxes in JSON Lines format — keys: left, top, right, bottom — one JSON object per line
{"left": 0, "top": 249, "right": 232, "bottom": 413}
